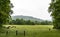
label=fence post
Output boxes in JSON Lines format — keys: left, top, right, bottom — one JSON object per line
{"left": 6, "top": 31, "right": 8, "bottom": 35}
{"left": 49, "top": 28, "right": 51, "bottom": 31}
{"left": 16, "top": 30, "right": 18, "bottom": 36}
{"left": 24, "top": 30, "right": 25, "bottom": 37}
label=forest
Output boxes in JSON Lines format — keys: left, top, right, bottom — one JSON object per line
{"left": 9, "top": 18, "right": 52, "bottom": 25}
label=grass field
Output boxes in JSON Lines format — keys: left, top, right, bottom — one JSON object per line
{"left": 0, "top": 25, "right": 60, "bottom": 37}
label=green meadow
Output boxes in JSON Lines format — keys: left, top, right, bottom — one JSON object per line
{"left": 0, "top": 25, "right": 60, "bottom": 37}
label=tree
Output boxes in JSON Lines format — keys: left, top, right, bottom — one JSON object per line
{"left": 25, "top": 20, "right": 31, "bottom": 25}
{"left": 0, "top": 0, "right": 13, "bottom": 27}
{"left": 40, "top": 20, "right": 52, "bottom": 25}
{"left": 48, "top": 0, "right": 60, "bottom": 29}
{"left": 15, "top": 19, "right": 25, "bottom": 25}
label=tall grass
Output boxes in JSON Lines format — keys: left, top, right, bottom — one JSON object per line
{"left": 0, "top": 25, "right": 60, "bottom": 37}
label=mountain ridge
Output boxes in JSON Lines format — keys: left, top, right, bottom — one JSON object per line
{"left": 11, "top": 15, "right": 43, "bottom": 22}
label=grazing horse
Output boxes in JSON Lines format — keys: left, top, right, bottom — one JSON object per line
{"left": 6, "top": 26, "right": 11, "bottom": 29}
{"left": 11, "top": 26, "right": 16, "bottom": 28}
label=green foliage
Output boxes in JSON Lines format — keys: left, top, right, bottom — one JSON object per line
{"left": 0, "top": 0, "right": 13, "bottom": 27}
{"left": 9, "top": 19, "right": 52, "bottom": 25}
{"left": 48, "top": 0, "right": 60, "bottom": 29}
{"left": 41, "top": 20, "right": 52, "bottom": 25}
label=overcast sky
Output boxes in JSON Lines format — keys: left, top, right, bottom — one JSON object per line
{"left": 10, "top": 0, "right": 52, "bottom": 21}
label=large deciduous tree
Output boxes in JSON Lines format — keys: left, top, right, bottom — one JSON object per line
{"left": 0, "top": 0, "right": 13, "bottom": 27}
{"left": 48, "top": 0, "right": 60, "bottom": 29}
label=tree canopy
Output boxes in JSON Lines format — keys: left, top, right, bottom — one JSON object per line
{"left": 0, "top": 0, "right": 13, "bottom": 27}
{"left": 48, "top": 0, "right": 60, "bottom": 29}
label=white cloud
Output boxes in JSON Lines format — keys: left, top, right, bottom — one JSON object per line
{"left": 11, "top": 0, "right": 52, "bottom": 21}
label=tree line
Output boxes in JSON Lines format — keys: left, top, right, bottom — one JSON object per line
{"left": 9, "top": 19, "right": 52, "bottom": 25}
